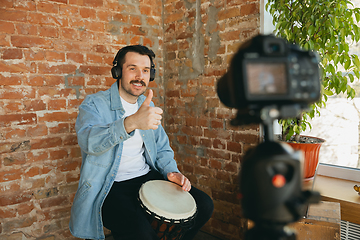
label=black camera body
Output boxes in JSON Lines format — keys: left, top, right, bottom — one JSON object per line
{"left": 218, "top": 35, "right": 321, "bottom": 112}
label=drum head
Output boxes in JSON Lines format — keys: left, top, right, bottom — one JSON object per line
{"left": 139, "top": 180, "right": 197, "bottom": 220}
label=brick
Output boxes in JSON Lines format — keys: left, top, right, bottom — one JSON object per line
{"left": 44, "top": 75, "right": 64, "bottom": 85}
{"left": 227, "top": 141, "right": 242, "bottom": 153}
{"left": 213, "top": 139, "right": 226, "bottom": 149}
{"left": 67, "top": 52, "right": 84, "bottom": 63}
{"left": 61, "top": 27, "right": 79, "bottom": 40}
{"left": 3, "top": 216, "right": 37, "bottom": 229}
{"left": 42, "top": 206, "right": 71, "bottom": 220}
{"left": 24, "top": 166, "right": 51, "bottom": 179}
{"left": 23, "top": 99, "right": 47, "bottom": 111}
{"left": 11, "top": 36, "right": 53, "bottom": 49}
{"left": 3, "top": 100, "right": 23, "bottom": 112}
{"left": 0, "top": 113, "right": 37, "bottom": 127}
{"left": 0, "top": 9, "right": 27, "bottom": 22}
{"left": 69, "top": 146, "right": 81, "bottom": 158}
{"left": 27, "top": 150, "right": 49, "bottom": 163}
{"left": 124, "top": 26, "right": 147, "bottom": 36}
{"left": 37, "top": 2, "right": 59, "bottom": 13}
{"left": 84, "top": 0, "right": 103, "bottom": 7}
{"left": 0, "top": 207, "right": 16, "bottom": 218}
{"left": 164, "top": 12, "right": 183, "bottom": 24}
{"left": 38, "top": 63, "right": 77, "bottom": 74}
{"left": 0, "top": 21, "right": 15, "bottom": 34}
{"left": 13, "top": 0, "right": 36, "bottom": 11}
{"left": 25, "top": 75, "right": 45, "bottom": 86}
{"left": 38, "top": 111, "right": 77, "bottom": 122}
{"left": 0, "top": 34, "right": 10, "bottom": 47}
{"left": 63, "top": 134, "right": 78, "bottom": 145}
{"left": 59, "top": 5, "right": 79, "bottom": 16}
{"left": 207, "top": 149, "right": 230, "bottom": 160}
{"left": 15, "top": 23, "right": 37, "bottom": 35}
{"left": 86, "top": 54, "right": 103, "bottom": 64}
{"left": 40, "top": 195, "right": 69, "bottom": 209}
{"left": 48, "top": 99, "right": 66, "bottom": 110}
{"left": 0, "top": 191, "right": 32, "bottom": 205}
{"left": 0, "top": 61, "right": 33, "bottom": 74}
{"left": 38, "top": 87, "right": 75, "bottom": 98}
{"left": 49, "top": 0, "right": 67, "bottom": 3}
{"left": 28, "top": 12, "right": 67, "bottom": 27}
{"left": 3, "top": 152, "right": 26, "bottom": 166}
{"left": 240, "top": 3, "right": 258, "bottom": 16}
{"left": 0, "top": 75, "right": 22, "bottom": 85}
{"left": 0, "top": 0, "right": 12, "bottom": 8}
{"left": 3, "top": 128, "right": 27, "bottom": 139}
{"left": 49, "top": 149, "right": 68, "bottom": 160}
{"left": 58, "top": 160, "right": 80, "bottom": 172}
{"left": 33, "top": 187, "right": 58, "bottom": 200}
{"left": 234, "top": 133, "right": 259, "bottom": 144}
{"left": 79, "top": 65, "right": 110, "bottom": 75}
{"left": 39, "top": 26, "right": 59, "bottom": 38}
{"left": 31, "top": 137, "right": 63, "bottom": 149}
{"left": 49, "top": 123, "right": 70, "bottom": 134}
{"left": 24, "top": 49, "right": 46, "bottom": 61}
{"left": 80, "top": 8, "right": 96, "bottom": 18}
{"left": 218, "top": 7, "right": 240, "bottom": 21}
{"left": 27, "top": 124, "right": 48, "bottom": 137}
{"left": 17, "top": 202, "right": 35, "bottom": 215}
{"left": 86, "top": 21, "right": 104, "bottom": 32}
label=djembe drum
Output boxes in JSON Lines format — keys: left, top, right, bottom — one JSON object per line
{"left": 138, "top": 180, "right": 197, "bottom": 240}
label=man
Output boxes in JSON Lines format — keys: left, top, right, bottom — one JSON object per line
{"left": 69, "top": 45, "right": 214, "bottom": 240}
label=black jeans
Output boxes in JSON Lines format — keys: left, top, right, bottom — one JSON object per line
{"left": 101, "top": 170, "right": 214, "bottom": 240}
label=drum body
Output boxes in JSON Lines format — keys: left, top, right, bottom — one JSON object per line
{"left": 138, "top": 180, "right": 197, "bottom": 240}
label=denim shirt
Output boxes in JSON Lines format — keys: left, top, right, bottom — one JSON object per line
{"left": 69, "top": 82, "right": 179, "bottom": 240}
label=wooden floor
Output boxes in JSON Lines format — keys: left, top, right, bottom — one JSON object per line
{"left": 104, "top": 230, "right": 221, "bottom": 240}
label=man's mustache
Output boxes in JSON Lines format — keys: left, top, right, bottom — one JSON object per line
{"left": 130, "top": 80, "right": 146, "bottom": 86}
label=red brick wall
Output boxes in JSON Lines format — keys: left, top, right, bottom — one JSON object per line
{"left": 0, "top": 0, "right": 260, "bottom": 239}
{"left": 163, "top": 0, "right": 260, "bottom": 239}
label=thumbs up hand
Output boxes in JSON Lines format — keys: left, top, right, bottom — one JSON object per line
{"left": 124, "top": 89, "right": 163, "bottom": 133}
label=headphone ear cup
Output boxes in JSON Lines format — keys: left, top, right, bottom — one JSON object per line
{"left": 150, "top": 68, "right": 156, "bottom": 81}
{"left": 111, "top": 66, "right": 122, "bottom": 79}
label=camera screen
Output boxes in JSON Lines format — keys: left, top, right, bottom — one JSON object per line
{"left": 246, "top": 62, "right": 287, "bottom": 95}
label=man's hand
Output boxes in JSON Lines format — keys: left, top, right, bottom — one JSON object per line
{"left": 167, "top": 172, "right": 191, "bottom": 192}
{"left": 124, "top": 89, "right": 163, "bottom": 133}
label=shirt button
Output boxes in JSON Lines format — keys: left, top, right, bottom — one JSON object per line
{"left": 120, "top": 136, "right": 123, "bottom": 139}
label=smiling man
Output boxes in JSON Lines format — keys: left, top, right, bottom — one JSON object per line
{"left": 69, "top": 45, "right": 213, "bottom": 240}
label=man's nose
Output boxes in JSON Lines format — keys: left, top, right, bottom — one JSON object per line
{"left": 135, "top": 69, "right": 144, "bottom": 79}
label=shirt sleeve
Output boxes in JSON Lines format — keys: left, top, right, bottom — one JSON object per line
{"left": 75, "top": 96, "right": 133, "bottom": 156}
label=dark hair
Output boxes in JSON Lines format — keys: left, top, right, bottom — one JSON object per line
{"left": 111, "top": 45, "right": 156, "bottom": 81}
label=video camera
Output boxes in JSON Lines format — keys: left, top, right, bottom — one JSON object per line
{"left": 217, "top": 34, "right": 321, "bottom": 128}
{"left": 217, "top": 35, "right": 321, "bottom": 240}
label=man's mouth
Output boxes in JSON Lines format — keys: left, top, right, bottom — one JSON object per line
{"left": 130, "top": 80, "right": 146, "bottom": 87}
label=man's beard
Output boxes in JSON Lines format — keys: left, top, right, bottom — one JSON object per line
{"left": 121, "top": 80, "right": 146, "bottom": 97}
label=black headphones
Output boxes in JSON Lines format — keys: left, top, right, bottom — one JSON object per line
{"left": 111, "top": 45, "right": 156, "bottom": 81}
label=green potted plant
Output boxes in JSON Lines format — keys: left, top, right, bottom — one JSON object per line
{"left": 266, "top": 0, "right": 360, "bottom": 180}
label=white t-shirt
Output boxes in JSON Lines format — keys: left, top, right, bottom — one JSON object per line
{"left": 114, "top": 97, "right": 150, "bottom": 182}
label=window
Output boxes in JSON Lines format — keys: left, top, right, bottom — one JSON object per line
{"left": 261, "top": 0, "right": 360, "bottom": 182}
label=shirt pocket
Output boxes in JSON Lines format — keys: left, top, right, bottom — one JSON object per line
{"left": 87, "top": 153, "right": 112, "bottom": 168}
{"left": 73, "top": 181, "right": 91, "bottom": 202}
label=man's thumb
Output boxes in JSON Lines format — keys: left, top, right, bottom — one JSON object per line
{"left": 143, "top": 89, "right": 153, "bottom": 106}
